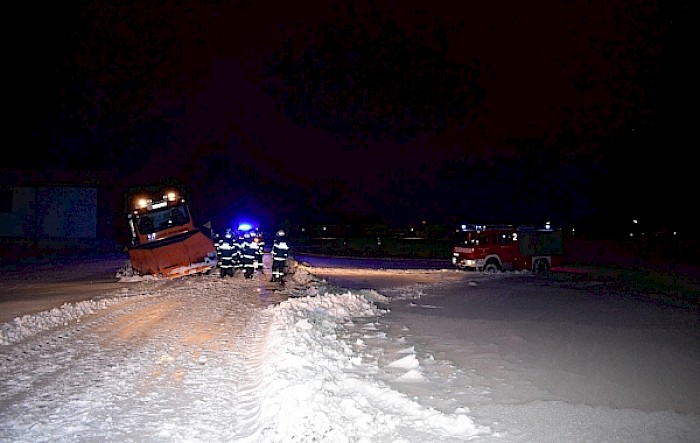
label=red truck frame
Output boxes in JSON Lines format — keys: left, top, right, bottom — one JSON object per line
{"left": 451, "top": 224, "right": 564, "bottom": 273}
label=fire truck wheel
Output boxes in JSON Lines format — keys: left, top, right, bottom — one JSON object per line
{"left": 534, "top": 259, "right": 551, "bottom": 274}
{"left": 484, "top": 261, "right": 501, "bottom": 274}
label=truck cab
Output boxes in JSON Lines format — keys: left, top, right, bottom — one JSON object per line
{"left": 126, "top": 190, "right": 217, "bottom": 278}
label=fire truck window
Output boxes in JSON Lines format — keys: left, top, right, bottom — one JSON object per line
{"left": 499, "top": 234, "right": 512, "bottom": 245}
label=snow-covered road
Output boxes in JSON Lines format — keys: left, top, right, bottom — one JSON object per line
{"left": 2, "top": 257, "right": 492, "bottom": 442}
{"left": 1, "top": 253, "right": 699, "bottom": 442}
{"left": 1, "top": 276, "right": 289, "bottom": 441}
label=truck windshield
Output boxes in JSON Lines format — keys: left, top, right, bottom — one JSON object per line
{"left": 456, "top": 232, "right": 512, "bottom": 246}
{"left": 137, "top": 205, "right": 190, "bottom": 234}
{"left": 455, "top": 233, "right": 482, "bottom": 246}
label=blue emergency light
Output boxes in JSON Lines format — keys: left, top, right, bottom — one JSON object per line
{"left": 237, "top": 222, "right": 253, "bottom": 232}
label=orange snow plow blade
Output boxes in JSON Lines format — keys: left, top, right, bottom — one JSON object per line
{"left": 128, "top": 230, "right": 217, "bottom": 278}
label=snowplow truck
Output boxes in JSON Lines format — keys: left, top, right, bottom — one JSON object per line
{"left": 126, "top": 190, "right": 217, "bottom": 278}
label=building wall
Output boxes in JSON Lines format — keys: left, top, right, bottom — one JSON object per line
{"left": 0, "top": 185, "right": 100, "bottom": 258}
{"left": 0, "top": 187, "right": 36, "bottom": 237}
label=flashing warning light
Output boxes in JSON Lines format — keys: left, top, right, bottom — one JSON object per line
{"left": 458, "top": 224, "right": 487, "bottom": 232}
{"left": 238, "top": 223, "right": 253, "bottom": 232}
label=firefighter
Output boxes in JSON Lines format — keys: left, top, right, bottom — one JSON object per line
{"left": 216, "top": 228, "right": 236, "bottom": 278}
{"left": 240, "top": 231, "right": 257, "bottom": 279}
{"left": 253, "top": 228, "right": 265, "bottom": 273}
{"left": 214, "top": 231, "right": 223, "bottom": 265}
{"left": 234, "top": 230, "right": 246, "bottom": 274}
{"left": 270, "top": 229, "right": 290, "bottom": 283}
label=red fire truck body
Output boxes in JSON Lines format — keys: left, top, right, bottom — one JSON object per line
{"left": 451, "top": 224, "right": 564, "bottom": 273}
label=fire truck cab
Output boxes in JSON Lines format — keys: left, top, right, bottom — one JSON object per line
{"left": 451, "top": 223, "right": 564, "bottom": 273}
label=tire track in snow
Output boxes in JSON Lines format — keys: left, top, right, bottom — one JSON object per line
{"left": 0, "top": 274, "right": 288, "bottom": 442}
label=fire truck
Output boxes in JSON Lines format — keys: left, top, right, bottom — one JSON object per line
{"left": 126, "top": 189, "right": 217, "bottom": 278}
{"left": 451, "top": 223, "right": 564, "bottom": 273}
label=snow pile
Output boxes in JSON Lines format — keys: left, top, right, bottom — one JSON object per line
{"left": 0, "top": 289, "right": 139, "bottom": 345}
{"left": 255, "top": 291, "right": 490, "bottom": 442}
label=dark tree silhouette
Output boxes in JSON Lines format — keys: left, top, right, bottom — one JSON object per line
{"left": 263, "top": 3, "right": 483, "bottom": 144}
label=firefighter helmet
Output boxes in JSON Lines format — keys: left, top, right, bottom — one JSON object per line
{"left": 276, "top": 230, "right": 285, "bottom": 237}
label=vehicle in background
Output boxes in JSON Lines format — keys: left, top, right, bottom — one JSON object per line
{"left": 126, "top": 189, "right": 217, "bottom": 278}
{"left": 451, "top": 223, "right": 564, "bottom": 273}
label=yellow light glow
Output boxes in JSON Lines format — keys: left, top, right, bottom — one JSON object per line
{"left": 135, "top": 198, "right": 149, "bottom": 209}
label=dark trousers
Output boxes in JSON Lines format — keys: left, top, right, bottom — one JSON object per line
{"left": 271, "top": 259, "right": 286, "bottom": 281}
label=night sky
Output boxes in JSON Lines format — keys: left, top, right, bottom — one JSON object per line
{"left": 13, "top": 0, "right": 692, "bottom": 235}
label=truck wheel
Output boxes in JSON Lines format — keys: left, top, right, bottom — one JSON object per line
{"left": 534, "top": 259, "right": 550, "bottom": 275}
{"left": 484, "top": 261, "right": 500, "bottom": 274}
